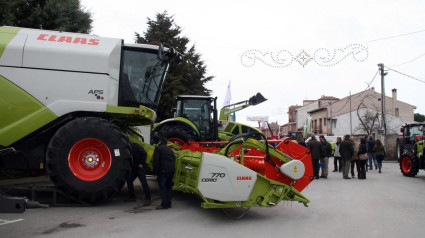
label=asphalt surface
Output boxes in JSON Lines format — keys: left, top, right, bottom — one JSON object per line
{"left": 1, "top": 161, "right": 424, "bottom": 238}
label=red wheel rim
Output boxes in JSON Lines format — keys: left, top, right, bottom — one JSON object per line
{"left": 168, "top": 137, "right": 186, "bottom": 147}
{"left": 68, "top": 138, "right": 111, "bottom": 181}
{"left": 401, "top": 156, "right": 412, "bottom": 173}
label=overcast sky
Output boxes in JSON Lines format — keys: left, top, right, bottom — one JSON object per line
{"left": 80, "top": 0, "right": 425, "bottom": 126}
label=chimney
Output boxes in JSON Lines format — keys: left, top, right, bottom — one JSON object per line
{"left": 392, "top": 88, "right": 397, "bottom": 101}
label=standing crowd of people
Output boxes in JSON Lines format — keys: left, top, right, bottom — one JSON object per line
{"left": 307, "top": 134, "right": 386, "bottom": 180}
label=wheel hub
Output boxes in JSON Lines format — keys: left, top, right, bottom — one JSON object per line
{"left": 68, "top": 138, "right": 112, "bottom": 181}
{"left": 82, "top": 152, "right": 100, "bottom": 168}
{"left": 402, "top": 157, "right": 412, "bottom": 172}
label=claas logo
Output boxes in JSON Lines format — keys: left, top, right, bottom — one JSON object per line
{"left": 37, "top": 34, "right": 100, "bottom": 45}
{"left": 88, "top": 90, "right": 104, "bottom": 100}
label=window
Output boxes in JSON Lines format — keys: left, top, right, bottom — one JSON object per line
{"left": 119, "top": 47, "right": 167, "bottom": 110}
{"left": 231, "top": 125, "right": 239, "bottom": 135}
{"left": 395, "top": 108, "right": 399, "bottom": 117}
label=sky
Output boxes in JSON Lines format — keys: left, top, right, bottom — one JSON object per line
{"left": 80, "top": 0, "right": 425, "bottom": 126}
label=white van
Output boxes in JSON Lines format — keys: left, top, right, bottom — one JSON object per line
{"left": 305, "top": 135, "right": 343, "bottom": 155}
{"left": 305, "top": 135, "right": 341, "bottom": 144}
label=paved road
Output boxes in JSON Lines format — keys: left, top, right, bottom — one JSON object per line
{"left": 1, "top": 161, "right": 424, "bottom": 238}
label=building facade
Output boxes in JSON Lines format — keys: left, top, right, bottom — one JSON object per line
{"left": 283, "top": 88, "right": 415, "bottom": 138}
{"left": 323, "top": 88, "right": 415, "bottom": 136}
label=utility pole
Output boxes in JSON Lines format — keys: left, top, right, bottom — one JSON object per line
{"left": 378, "top": 63, "right": 388, "bottom": 148}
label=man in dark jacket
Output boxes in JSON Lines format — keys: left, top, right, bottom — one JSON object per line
{"left": 308, "top": 135, "right": 321, "bottom": 180}
{"left": 153, "top": 136, "right": 175, "bottom": 209}
{"left": 339, "top": 135, "right": 354, "bottom": 179}
{"left": 319, "top": 135, "right": 332, "bottom": 179}
{"left": 125, "top": 142, "right": 151, "bottom": 205}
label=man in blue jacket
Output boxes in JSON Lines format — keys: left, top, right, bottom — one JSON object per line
{"left": 319, "top": 135, "right": 332, "bottom": 179}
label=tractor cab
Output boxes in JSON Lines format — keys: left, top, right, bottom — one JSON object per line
{"left": 400, "top": 123, "right": 425, "bottom": 143}
{"left": 175, "top": 95, "right": 217, "bottom": 141}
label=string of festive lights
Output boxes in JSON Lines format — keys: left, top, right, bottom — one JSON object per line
{"left": 240, "top": 29, "right": 425, "bottom": 68}
{"left": 240, "top": 44, "right": 368, "bottom": 68}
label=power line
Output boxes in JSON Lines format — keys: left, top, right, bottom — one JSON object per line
{"left": 385, "top": 67, "right": 425, "bottom": 84}
{"left": 331, "top": 70, "right": 379, "bottom": 114}
{"left": 366, "top": 29, "right": 425, "bottom": 43}
{"left": 365, "top": 29, "right": 425, "bottom": 67}
{"left": 389, "top": 52, "right": 425, "bottom": 67}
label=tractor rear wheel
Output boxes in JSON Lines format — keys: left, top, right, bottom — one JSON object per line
{"left": 400, "top": 153, "right": 419, "bottom": 177}
{"left": 396, "top": 143, "right": 403, "bottom": 161}
{"left": 46, "top": 117, "right": 131, "bottom": 203}
{"left": 156, "top": 125, "right": 198, "bottom": 147}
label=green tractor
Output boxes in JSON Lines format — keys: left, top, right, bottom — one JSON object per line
{"left": 152, "top": 93, "right": 267, "bottom": 146}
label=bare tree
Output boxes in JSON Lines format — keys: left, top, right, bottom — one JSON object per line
{"left": 356, "top": 102, "right": 379, "bottom": 135}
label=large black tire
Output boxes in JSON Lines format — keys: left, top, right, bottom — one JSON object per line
{"left": 399, "top": 153, "right": 419, "bottom": 177}
{"left": 396, "top": 143, "right": 403, "bottom": 161}
{"left": 155, "top": 124, "right": 198, "bottom": 147}
{"left": 46, "top": 117, "right": 131, "bottom": 203}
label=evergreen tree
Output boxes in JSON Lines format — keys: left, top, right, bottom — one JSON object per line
{"left": 135, "top": 11, "right": 213, "bottom": 121}
{"left": 0, "top": 0, "right": 92, "bottom": 33}
{"left": 414, "top": 113, "right": 425, "bottom": 122}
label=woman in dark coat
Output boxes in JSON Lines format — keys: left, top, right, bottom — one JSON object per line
{"left": 357, "top": 138, "right": 368, "bottom": 179}
{"left": 374, "top": 139, "right": 386, "bottom": 173}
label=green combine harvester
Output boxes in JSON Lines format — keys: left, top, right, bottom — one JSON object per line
{"left": 0, "top": 27, "right": 313, "bottom": 214}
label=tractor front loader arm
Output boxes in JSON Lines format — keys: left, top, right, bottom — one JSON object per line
{"left": 219, "top": 92, "right": 267, "bottom": 120}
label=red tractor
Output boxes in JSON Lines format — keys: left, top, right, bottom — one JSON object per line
{"left": 397, "top": 123, "right": 425, "bottom": 177}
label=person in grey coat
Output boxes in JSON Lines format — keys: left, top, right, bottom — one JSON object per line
{"left": 333, "top": 137, "right": 342, "bottom": 172}
{"left": 339, "top": 135, "right": 354, "bottom": 179}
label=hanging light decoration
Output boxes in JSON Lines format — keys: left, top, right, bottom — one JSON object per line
{"left": 241, "top": 44, "right": 368, "bottom": 68}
